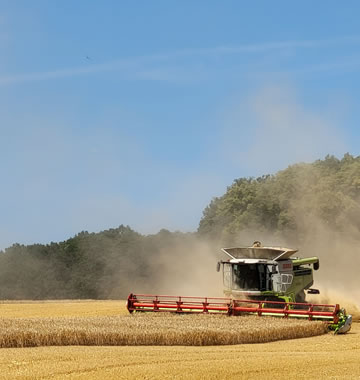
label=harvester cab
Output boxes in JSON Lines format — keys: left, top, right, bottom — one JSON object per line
{"left": 217, "top": 244, "right": 320, "bottom": 304}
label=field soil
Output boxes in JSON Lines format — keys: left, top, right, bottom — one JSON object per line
{"left": 0, "top": 300, "right": 358, "bottom": 379}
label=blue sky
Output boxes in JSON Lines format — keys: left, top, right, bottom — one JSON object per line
{"left": 1, "top": 1, "right": 360, "bottom": 248}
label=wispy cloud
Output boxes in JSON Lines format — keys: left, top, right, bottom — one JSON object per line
{"left": 0, "top": 59, "right": 136, "bottom": 85}
{"left": 284, "top": 57, "right": 360, "bottom": 75}
{"left": 1, "top": 35, "right": 360, "bottom": 85}
{"left": 153, "top": 35, "right": 360, "bottom": 57}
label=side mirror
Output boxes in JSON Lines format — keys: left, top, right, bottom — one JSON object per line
{"left": 307, "top": 288, "right": 320, "bottom": 294}
{"left": 216, "top": 262, "right": 221, "bottom": 272}
{"left": 313, "top": 261, "right": 320, "bottom": 270}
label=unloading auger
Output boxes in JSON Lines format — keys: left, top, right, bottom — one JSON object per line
{"left": 127, "top": 243, "right": 352, "bottom": 334}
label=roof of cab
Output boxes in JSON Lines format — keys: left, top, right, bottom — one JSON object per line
{"left": 221, "top": 246, "right": 298, "bottom": 261}
{"left": 228, "top": 258, "right": 277, "bottom": 264}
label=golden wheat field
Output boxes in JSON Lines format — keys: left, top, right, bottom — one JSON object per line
{"left": 0, "top": 300, "right": 359, "bottom": 379}
{"left": 0, "top": 300, "right": 329, "bottom": 348}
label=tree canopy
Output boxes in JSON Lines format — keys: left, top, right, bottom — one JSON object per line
{"left": 198, "top": 154, "right": 360, "bottom": 243}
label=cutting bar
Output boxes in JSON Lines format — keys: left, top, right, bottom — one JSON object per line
{"left": 126, "top": 293, "right": 340, "bottom": 322}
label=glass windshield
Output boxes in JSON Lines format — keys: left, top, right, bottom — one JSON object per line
{"left": 232, "top": 264, "right": 265, "bottom": 291}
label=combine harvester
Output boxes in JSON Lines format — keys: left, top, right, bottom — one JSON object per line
{"left": 127, "top": 243, "right": 352, "bottom": 334}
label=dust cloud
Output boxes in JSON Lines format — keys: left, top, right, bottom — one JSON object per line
{"left": 299, "top": 229, "right": 360, "bottom": 318}
{"left": 212, "top": 84, "right": 359, "bottom": 315}
{"left": 277, "top": 169, "right": 360, "bottom": 316}
{"left": 221, "top": 84, "right": 347, "bottom": 176}
{"left": 133, "top": 237, "right": 223, "bottom": 298}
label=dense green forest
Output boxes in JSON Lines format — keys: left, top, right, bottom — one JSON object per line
{"left": 1, "top": 154, "right": 359, "bottom": 299}
{"left": 199, "top": 153, "right": 360, "bottom": 242}
{"left": 0, "top": 227, "right": 199, "bottom": 299}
